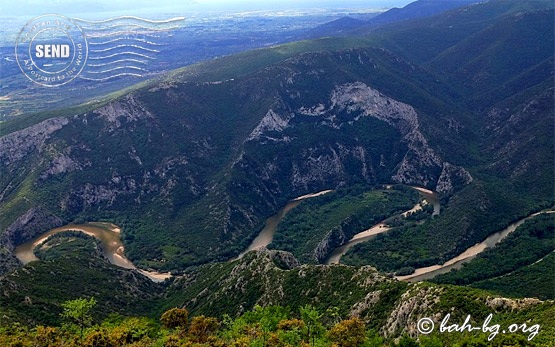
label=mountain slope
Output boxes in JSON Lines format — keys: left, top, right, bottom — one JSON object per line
{"left": 302, "top": 0, "right": 479, "bottom": 40}
{"left": 0, "top": 46, "right": 473, "bottom": 272}
{"left": 0, "top": 0, "right": 552, "bottom": 278}
{"left": 3, "top": 246, "right": 555, "bottom": 345}
{"left": 369, "top": 0, "right": 553, "bottom": 67}
{"left": 164, "top": 249, "right": 555, "bottom": 344}
{"left": 0, "top": 235, "right": 162, "bottom": 326}
{"left": 369, "top": 0, "right": 479, "bottom": 26}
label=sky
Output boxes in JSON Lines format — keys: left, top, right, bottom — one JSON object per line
{"left": 1, "top": 0, "right": 413, "bottom": 16}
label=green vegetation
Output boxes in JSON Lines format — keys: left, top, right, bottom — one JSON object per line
{"left": 341, "top": 181, "right": 552, "bottom": 271}
{"left": 0, "top": 236, "right": 162, "bottom": 326}
{"left": 269, "top": 185, "right": 419, "bottom": 263}
{"left": 2, "top": 1, "right": 553, "bottom": 274}
{"left": 431, "top": 213, "right": 554, "bottom": 297}
{"left": 1, "top": 2, "right": 554, "bottom": 345}
{"left": 1, "top": 298, "right": 553, "bottom": 347}
{"left": 162, "top": 250, "right": 408, "bottom": 324}
{"left": 34, "top": 232, "right": 101, "bottom": 261}
{"left": 60, "top": 297, "right": 97, "bottom": 337}
{"left": 1, "top": 236, "right": 554, "bottom": 346}
{"left": 471, "top": 252, "right": 555, "bottom": 300}
{"left": 0, "top": 303, "right": 387, "bottom": 347}
{"left": 0, "top": 44, "right": 459, "bottom": 272}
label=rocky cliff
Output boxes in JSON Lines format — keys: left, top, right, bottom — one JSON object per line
{"left": 0, "top": 45, "right": 514, "bottom": 274}
{"left": 165, "top": 249, "right": 550, "bottom": 341}
{"left": 0, "top": 207, "right": 63, "bottom": 273}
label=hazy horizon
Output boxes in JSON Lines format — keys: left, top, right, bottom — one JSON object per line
{"left": 1, "top": 0, "right": 413, "bottom": 17}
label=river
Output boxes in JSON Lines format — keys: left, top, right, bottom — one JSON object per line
{"left": 234, "top": 190, "right": 333, "bottom": 260}
{"left": 411, "top": 187, "right": 440, "bottom": 216}
{"left": 14, "top": 222, "right": 171, "bottom": 283}
{"left": 235, "top": 185, "right": 439, "bottom": 264}
{"left": 13, "top": 186, "right": 445, "bottom": 281}
{"left": 325, "top": 186, "right": 440, "bottom": 265}
{"left": 395, "top": 210, "right": 555, "bottom": 282}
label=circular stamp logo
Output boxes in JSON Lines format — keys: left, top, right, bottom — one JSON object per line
{"left": 15, "top": 14, "right": 88, "bottom": 87}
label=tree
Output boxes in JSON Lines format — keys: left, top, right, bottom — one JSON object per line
{"left": 60, "top": 297, "right": 97, "bottom": 338}
{"left": 299, "top": 305, "right": 324, "bottom": 346}
{"left": 327, "top": 317, "right": 366, "bottom": 347}
{"left": 82, "top": 328, "right": 111, "bottom": 347}
{"left": 277, "top": 319, "right": 305, "bottom": 331}
{"left": 188, "top": 315, "right": 219, "bottom": 343}
{"left": 109, "top": 317, "right": 157, "bottom": 345}
{"left": 397, "top": 335, "right": 419, "bottom": 347}
{"left": 160, "top": 307, "right": 189, "bottom": 337}
{"left": 33, "top": 326, "right": 62, "bottom": 347}
{"left": 276, "top": 319, "right": 304, "bottom": 346}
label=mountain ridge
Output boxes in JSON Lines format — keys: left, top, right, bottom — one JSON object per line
{"left": 0, "top": 0, "right": 552, "bottom": 288}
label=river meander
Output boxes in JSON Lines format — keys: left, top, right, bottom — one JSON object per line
{"left": 325, "top": 186, "right": 440, "bottom": 265}
{"left": 234, "top": 190, "right": 334, "bottom": 260}
{"left": 17, "top": 186, "right": 538, "bottom": 284}
{"left": 14, "top": 222, "right": 171, "bottom": 282}
{"left": 236, "top": 185, "right": 440, "bottom": 264}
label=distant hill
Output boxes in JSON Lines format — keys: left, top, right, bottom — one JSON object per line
{"left": 302, "top": 0, "right": 479, "bottom": 39}
{"left": 370, "top": 0, "right": 480, "bottom": 26}
{"left": 302, "top": 16, "right": 367, "bottom": 39}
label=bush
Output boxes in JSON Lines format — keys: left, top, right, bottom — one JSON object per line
{"left": 161, "top": 308, "right": 189, "bottom": 331}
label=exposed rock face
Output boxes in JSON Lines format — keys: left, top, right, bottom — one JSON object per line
{"left": 39, "top": 153, "right": 82, "bottom": 180}
{"left": 436, "top": 162, "right": 474, "bottom": 194}
{"left": 93, "top": 93, "right": 153, "bottom": 132}
{"left": 290, "top": 149, "right": 347, "bottom": 190}
{"left": 269, "top": 249, "right": 301, "bottom": 270}
{"left": 485, "top": 297, "right": 542, "bottom": 311}
{"left": 0, "top": 117, "right": 69, "bottom": 166}
{"left": 245, "top": 81, "right": 473, "bottom": 192}
{"left": 248, "top": 109, "right": 292, "bottom": 141}
{"left": 381, "top": 288, "right": 549, "bottom": 340}
{"left": 330, "top": 82, "right": 442, "bottom": 186}
{"left": 328, "top": 82, "right": 474, "bottom": 190}
{"left": 330, "top": 82, "right": 420, "bottom": 131}
{"left": 2, "top": 207, "right": 63, "bottom": 250}
{"left": 351, "top": 290, "right": 382, "bottom": 317}
{"left": 313, "top": 224, "right": 350, "bottom": 263}
{"left": 0, "top": 248, "right": 19, "bottom": 275}
{"left": 382, "top": 284, "right": 444, "bottom": 339}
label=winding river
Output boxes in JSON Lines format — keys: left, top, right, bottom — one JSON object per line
{"left": 234, "top": 190, "right": 334, "bottom": 260}
{"left": 325, "top": 186, "right": 440, "bottom": 265}
{"left": 395, "top": 210, "right": 555, "bottom": 282}
{"left": 17, "top": 186, "right": 539, "bottom": 284}
{"left": 14, "top": 222, "right": 171, "bottom": 283}
{"left": 235, "top": 185, "right": 440, "bottom": 264}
